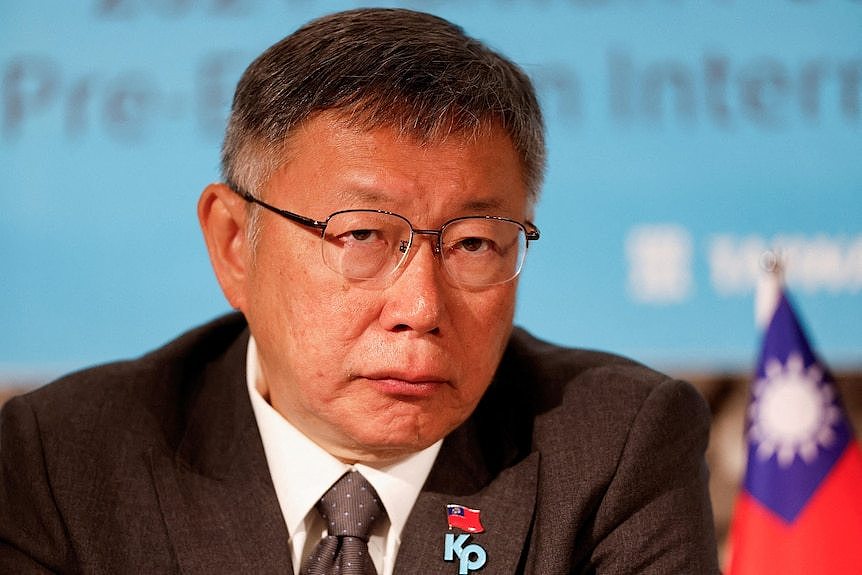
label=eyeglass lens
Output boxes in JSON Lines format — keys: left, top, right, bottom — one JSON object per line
{"left": 320, "top": 211, "right": 528, "bottom": 286}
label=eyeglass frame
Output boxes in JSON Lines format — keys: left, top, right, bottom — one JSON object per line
{"left": 227, "top": 182, "right": 540, "bottom": 285}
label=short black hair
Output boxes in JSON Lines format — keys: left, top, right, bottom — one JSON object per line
{"left": 222, "top": 8, "right": 545, "bottom": 201}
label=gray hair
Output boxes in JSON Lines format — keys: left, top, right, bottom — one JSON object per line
{"left": 222, "top": 7, "right": 546, "bottom": 214}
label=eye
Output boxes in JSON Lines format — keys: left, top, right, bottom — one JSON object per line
{"left": 348, "top": 229, "right": 376, "bottom": 241}
{"left": 336, "top": 228, "right": 382, "bottom": 244}
{"left": 455, "top": 237, "right": 492, "bottom": 253}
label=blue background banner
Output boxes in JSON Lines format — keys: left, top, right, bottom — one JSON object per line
{"left": 2, "top": 1, "right": 860, "bottom": 380}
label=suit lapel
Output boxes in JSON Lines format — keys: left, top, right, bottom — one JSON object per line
{"left": 148, "top": 329, "right": 293, "bottom": 573}
{"left": 395, "top": 415, "right": 539, "bottom": 575}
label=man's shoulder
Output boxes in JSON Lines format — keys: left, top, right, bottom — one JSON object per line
{"left": 496, "top": 327, "right": 709, "bottom": 444}
{"left": 503, "top": 327, "right": 674, "bottom": 399}
{"left": 5, "top": 313, "right": 249, "bottom": 439}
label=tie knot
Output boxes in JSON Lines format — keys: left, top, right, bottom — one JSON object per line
{"left": 316, "top": 471, "right": 384, "bottom": 541}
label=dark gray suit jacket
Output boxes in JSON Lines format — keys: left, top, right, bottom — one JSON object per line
{"left": 0, "top": 314, "right": 718, "bottom": 573}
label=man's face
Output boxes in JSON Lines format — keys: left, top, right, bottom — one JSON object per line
{"left": 238, "top": 113, "right": 530, "bottom": 462}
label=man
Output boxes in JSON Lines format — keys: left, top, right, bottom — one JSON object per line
{"left": 0, "top": 8, "right": 718, "bottom": 574}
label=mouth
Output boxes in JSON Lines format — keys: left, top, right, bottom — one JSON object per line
{"left": 357, "top": 373, "right": 449, "bottom": 398}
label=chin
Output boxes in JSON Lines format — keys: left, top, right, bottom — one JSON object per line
{"left": 326, "top": 399, "right": 471, "bottom": 462}
{"left": 342, "top": 421, "right": 451, "bottom": 462}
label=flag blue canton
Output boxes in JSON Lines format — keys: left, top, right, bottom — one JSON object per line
{"left": 744, "top": 293, "right": 852, "bottom": 523}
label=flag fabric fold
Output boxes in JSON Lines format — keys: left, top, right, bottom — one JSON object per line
{"left": 446, "top": 504, "right": 484, "bottom": 533}
{"left": 728, "top": 288, "right": 862, "bottom": 574}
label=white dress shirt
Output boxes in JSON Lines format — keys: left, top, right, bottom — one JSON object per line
{"left": 246, "top": 337, "right": 442, "bottom": 575}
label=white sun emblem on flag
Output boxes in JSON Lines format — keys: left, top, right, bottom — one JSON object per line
{"left": 749, "top": 353, "right": 840, "bottom": 468}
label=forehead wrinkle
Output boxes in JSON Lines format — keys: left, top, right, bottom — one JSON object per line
{"left": 332, "top": 187, "right": 396, "bottom": 206}
{"left": 335, "top": 189, "right": 510, "bottom": 214}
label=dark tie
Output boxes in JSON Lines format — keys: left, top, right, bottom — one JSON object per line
{"left": 301, "top": 471, "right": 385, "bottom": 575}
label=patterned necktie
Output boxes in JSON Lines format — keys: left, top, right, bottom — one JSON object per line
{"left": 301, "top": 471, "right": 385, "bottom": 575}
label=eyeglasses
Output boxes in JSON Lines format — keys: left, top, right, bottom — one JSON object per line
{"left": 230, "top": 185, "right": 540, "bottom": 288}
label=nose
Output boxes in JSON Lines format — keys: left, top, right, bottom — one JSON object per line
{"left": 378, "top": 237, "right": 445, "bottom": 335}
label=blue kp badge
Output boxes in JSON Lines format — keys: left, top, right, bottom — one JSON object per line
{"left": 444, "top": 533, "right": 487, "bottom": 574}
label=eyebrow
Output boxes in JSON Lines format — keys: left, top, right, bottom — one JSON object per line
{"left": 461, "top": 198, "right": 506, "bottom": 212}
{"left": 333, "top": 188, "right": 391, "bottom": 205}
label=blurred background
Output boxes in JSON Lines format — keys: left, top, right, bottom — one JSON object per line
{"left": 2, "top": 0, "right": 860, "bottom": 565}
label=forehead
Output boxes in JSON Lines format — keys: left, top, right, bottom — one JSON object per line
{"left": 263, "top": 112, "right": 529, "bottom": 218}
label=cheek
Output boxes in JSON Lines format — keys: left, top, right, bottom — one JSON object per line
{"left": 449, "top": 286, "right": 517, "bottom": 385}
{"left": 454, "top": 285, "right": 517, "bottom": 344}
{"left": 252, "top": 258, "right": 384, "bottom": 367}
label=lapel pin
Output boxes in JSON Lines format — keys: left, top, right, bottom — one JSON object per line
{"left": 444, "top": 504, "right": 487, "bottom": 574}
{"left": 446, "top": 503, "right": 484, "bottom": 533}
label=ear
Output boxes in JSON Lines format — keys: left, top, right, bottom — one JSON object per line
{"left": 198, "top": 183, "right": 251, "bottom": 310}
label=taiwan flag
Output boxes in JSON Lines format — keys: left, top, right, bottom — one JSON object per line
{"left": 728, "top": 287, "right": 862, "bottom": 574}
{"left": 446, "top": 504, "right": 484, "bottom": 533}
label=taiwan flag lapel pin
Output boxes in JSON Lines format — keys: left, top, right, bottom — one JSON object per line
{"left": 446, "top": 504, "right": 484, "bottom": 533}
{"left": 444, "top": 504, "right": 488, "bottom": 573}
